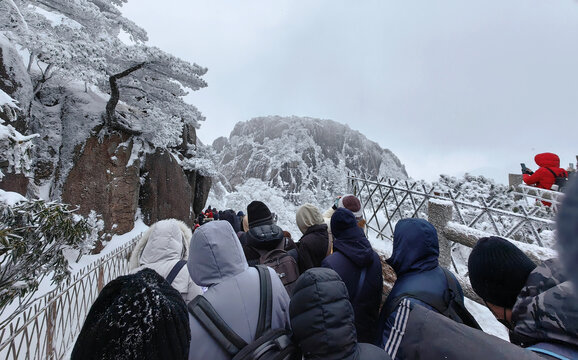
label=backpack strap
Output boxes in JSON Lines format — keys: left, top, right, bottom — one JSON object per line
{"left": 165, "top": 259, "right": 187, "bottom": 285}
{"left": 188, "top": 295, "right": 248, "bottom": 356}
{"left": 440, "top": 268, "right": 482, "bottom": 330}
{"left": 351, "top": 267, "right": 368, "bottom": 302}
{"left": 187, "top": 266, "right": 273, "bottom": 356}
{"left": 527, "top": 342, "right": 578, "bottom": 360}
{"left": 381, "top": 268, "right": 481, "bottom": 330}
{"left": 255, "top": 265, "right": 273, "bottom": 338}
{"left": 546, "top": 167, "right": 559, "bottom": 178}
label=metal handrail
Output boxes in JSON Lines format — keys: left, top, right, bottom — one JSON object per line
{"left": 0, "top": 234, "right": 141, "bottom": 360}
{"left": 348, "top": 174, "right": 556, "bottom": 246}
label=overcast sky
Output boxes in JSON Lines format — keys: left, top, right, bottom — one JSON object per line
{"left": 121, "top": 1, "right": 578, "bottom": 184}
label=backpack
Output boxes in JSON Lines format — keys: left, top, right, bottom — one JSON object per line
{"left": 259, "top": 248, "right": 300, "bottom": 297}
{"left": 188, "top": 265, "right": 299, "bottom": 360}
{"left": 545, "top": 168, "right": 569, "bottom": 191}
{"left": 382, "top": 267, "right": 482, "bottom": 330}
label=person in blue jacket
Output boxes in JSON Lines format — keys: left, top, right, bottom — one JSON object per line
{"left": 376, "top": 218, "right": 464, "bottom": 357}
{"left": 322, "top": 207, "right": 383, "bottom": 343}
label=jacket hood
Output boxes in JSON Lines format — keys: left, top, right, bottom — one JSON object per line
{"left": 290, "top": 268, "right": 359, "bottom": 360}
{"left": 512, "top": 259, "right": 578, "bottom": 348}
{"left": 188, "top": 220, "right": 248, "bottom": 287}
{"left": 331, "top": 208, "right": 374, "bottom": 267}
{"left": 128, "top": 219, "right": 191, "bottom": 269}
{"left": 245, "top": 224, "right": 284, "bottom": 251}
{"left": 296, "top": 203, "right": 325, "bottom": 235}
{"left": 387, "top": 218, "right": 439, "bottom": 276}
{"left": 534, "top": 152, "right": 560, "bottom": 168}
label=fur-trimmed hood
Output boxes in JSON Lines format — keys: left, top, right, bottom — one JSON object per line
{"left": 129, "top": 219, "right": 192, "bottom": 270}
{"left": 129, "top": 219, "right": 200, "bottom": 303}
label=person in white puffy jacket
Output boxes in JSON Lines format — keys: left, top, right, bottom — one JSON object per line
{"left": 129, "top": 218, "right": 202, "bottom": 303}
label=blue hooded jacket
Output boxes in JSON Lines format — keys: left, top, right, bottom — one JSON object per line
{"left": 322, "top": 208, "right": 383, "bottom": 344}
{"left": 377, "top": 218, "right": 463, "bottom": 356}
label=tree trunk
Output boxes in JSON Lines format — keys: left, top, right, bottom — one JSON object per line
{"left": 105, "top": 62, "right": 146, "bottom": 127}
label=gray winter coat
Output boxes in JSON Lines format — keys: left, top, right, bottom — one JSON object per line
{"left": 187, "top": 221, "right": 291, "bottom": 360}
{"left": 129, "top": 219, "right": 202, "bottom": 303}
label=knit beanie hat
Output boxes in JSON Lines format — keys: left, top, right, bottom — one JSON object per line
{"left": 296, "top": 203, "right": 325, "bottom": 235}
{"left": 338, "top": 194, "right": 363, "bottom": 219}
{"left": 71, "top": 268, "right": 190, "bottom": 360}
{"left": 557, "top": 176, "right": 578, "bottom": 285}
{"left": 468, "top": 237, "right": 536, "bottom": 308}
{"left": 247, "top": 200, "right": 273, "bottom": 228}
{"left": 330, "top": 207, "right": 367, "bottom": 242}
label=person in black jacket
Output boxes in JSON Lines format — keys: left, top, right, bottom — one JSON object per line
{"left": 242, "top": 201, "right": 288, "bottom": 265}
{"left": 322, "top": 208, "right": 383, "bottom": 343}
{"left": 71, "top": 268, "right": 190, "bottom": 360}
{"left": 290, "top": 268, "right": 391, "bottom": 360}
{"left": 295, "top": 203, "right": 329, "bottom": 271}
{"left": 376, "top": 218, "right": 465, "bottom": 356}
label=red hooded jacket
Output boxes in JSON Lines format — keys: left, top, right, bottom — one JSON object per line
{"left": 523, "top": 153, "right": 568, "bottom": 190}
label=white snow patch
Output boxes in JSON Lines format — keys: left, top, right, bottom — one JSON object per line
{"left": 429, "top": 198, "right": 453, "bottom": 206}
{"left": 0, "top": 189, "right": 27, "bottom": 206}
{"left": 0, "top": 89, "right": 19, "bottom": 108}
{"left": 465, "top": 298, "right": 509, "bottom": 340}
{"left": 29, "top": 5, "right": 83, "bottom": 29}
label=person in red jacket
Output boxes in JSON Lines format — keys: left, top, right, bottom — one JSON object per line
{"left": 523, "top": 152, "right": 568, "bottom": 190}
{"left": 523, "top": 152, "right": 568, "bottom": 206}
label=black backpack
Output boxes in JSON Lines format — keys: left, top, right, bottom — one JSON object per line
{"left": 382, "top": 267, "right": 481, "bottom": 330}
{"left": 545, "top": 168, "right": 569, "bottom": 191}
{"left": 259, "top": 248, "right": 300, "bottom": 297}
{"left": 188, "top": 265, "right": 299, "bottom": 360}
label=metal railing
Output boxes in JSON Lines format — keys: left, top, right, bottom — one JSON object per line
{"left": 0, "top": 235, "right": 141, "bottom": 360}
{"left": 348, "top": 174, "right": 558, "bottom": 304}
{"left": 348, "top": 174, "right": 556, "bottom": 248}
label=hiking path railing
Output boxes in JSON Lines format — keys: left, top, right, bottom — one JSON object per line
{"left": 0, "top": 235, "right": 141, "bottom": 360}
{"left": 348, "top": 174, "right": 558, "bottom": 303}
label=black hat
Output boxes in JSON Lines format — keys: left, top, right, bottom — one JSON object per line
{"left": 247, "top": 201, "right": 273, "bottom": 228}
{"left": 468, "top": 236, "right": 536, "bottom": 308}
{"left": 71, "top": 268, "right": 190, "bottom": 360}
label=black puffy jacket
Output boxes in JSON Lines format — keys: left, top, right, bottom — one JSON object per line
{"left": 290, "top": 268, "right": 391, "bottom": 360}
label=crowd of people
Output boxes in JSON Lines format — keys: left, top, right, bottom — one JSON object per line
{"left": 71, "top": 181, "right": 578, "bottom": 359}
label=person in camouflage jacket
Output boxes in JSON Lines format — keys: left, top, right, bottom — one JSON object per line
{"left": 469, "top": 237, "right": 578, "bottom": 358}
{"left": 511, "top": 258, "right": 578, "bottom": 350}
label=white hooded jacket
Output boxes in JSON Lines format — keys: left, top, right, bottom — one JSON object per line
{"left": 129, "top": 219, "right": 202, "bottom": 303}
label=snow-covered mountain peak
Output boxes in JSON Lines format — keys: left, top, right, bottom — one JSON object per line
{"left": 212, "top": 115, "right": 408, "bottom": 208}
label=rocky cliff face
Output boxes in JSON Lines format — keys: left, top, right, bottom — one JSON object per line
{"left": 0, "top": 38, "right": 211, "bottom": 240}
{"left": 213, "top": 116, "right": 408, "bottom": 206}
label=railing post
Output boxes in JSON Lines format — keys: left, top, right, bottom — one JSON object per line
{"left": 509, "top": 173, "right": 523, "bottom": 200}
{"left": 428, "top": 199, "right": 453, "bottom": 269}
{"left": 98, "top": 265, "right": 105, "bottom": 292}
{"left": 46, "top": 296, "right": 56, "bottom": 359}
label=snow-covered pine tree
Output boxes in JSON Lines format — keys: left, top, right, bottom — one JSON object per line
{"left": 0, "top": 0, "right": 207, "bottom": 142}
{"left": 0, "top": 199, "right": 92, "bottom": 317}
{"left": 0, "top": 91, "right": 38, "bottom": 180}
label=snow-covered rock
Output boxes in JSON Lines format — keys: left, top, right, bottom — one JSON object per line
{"left": 212, "top": 116, "right": 408, "bottom": 208}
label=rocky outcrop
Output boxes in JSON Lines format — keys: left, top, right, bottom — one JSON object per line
{"left": 62, "top": 132, "right": 140, "bottom": 235}
{"left": 140, "top": 149, "right": 193, "bottom": 226}
{"left": 192, "top": 173, "right": 212, "bottom": 216}
{"left": 0, "top": 37, "right": 33, "bottom": 130}
{"left": 0, "top": 173, "right": 28, "bottom": 196}
{"left": 1, "top": 34, "right": 214, "bottom": 244}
